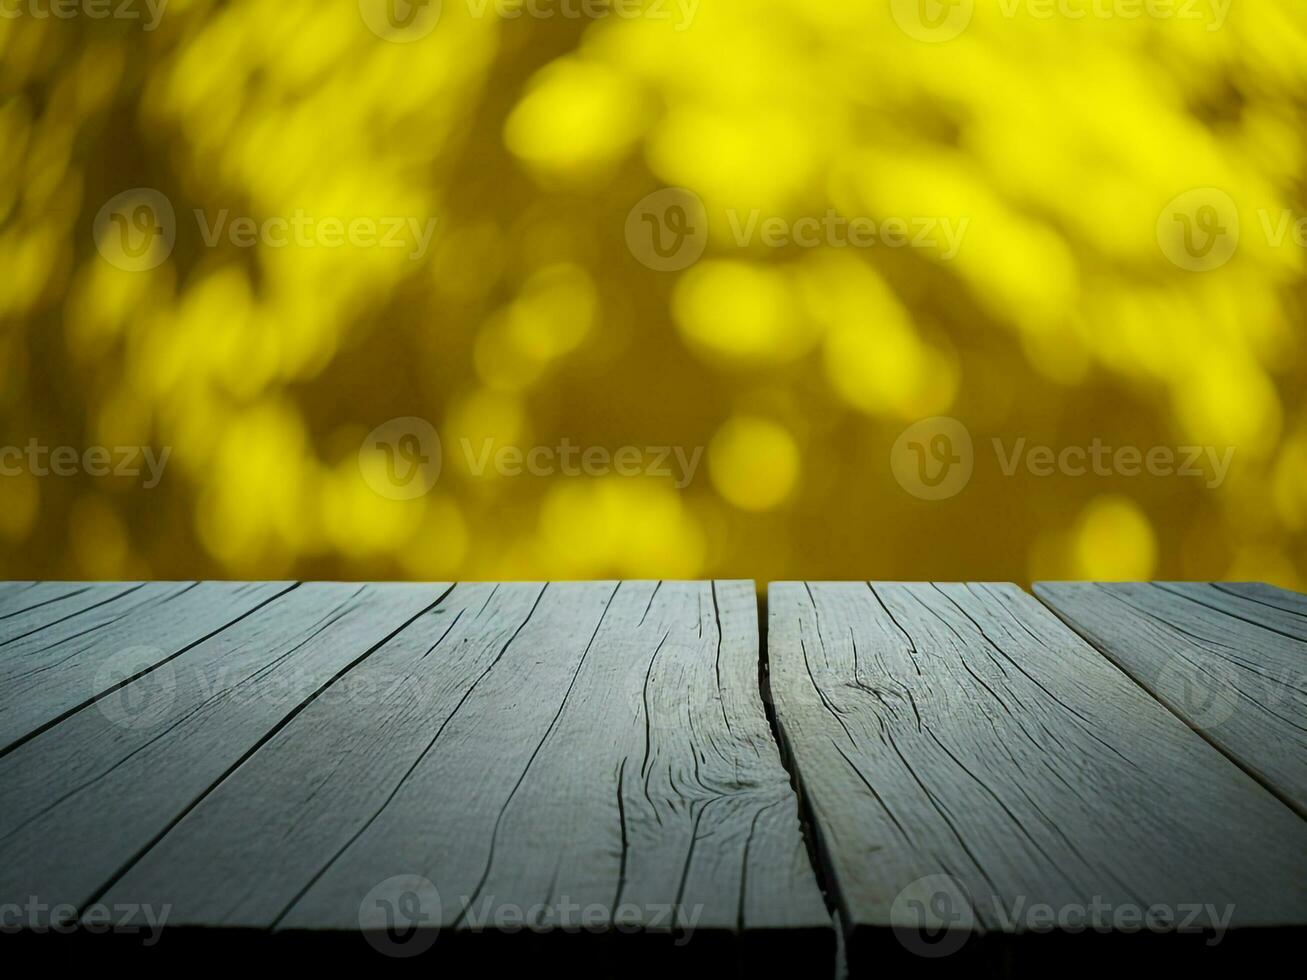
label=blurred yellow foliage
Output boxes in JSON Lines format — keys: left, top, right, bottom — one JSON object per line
{"left": 0, "top": 0, "right": 1304, "bottom": 588}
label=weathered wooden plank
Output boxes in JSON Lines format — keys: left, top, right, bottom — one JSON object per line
{"left": 110, "top": 581, "right": 829, "bottom": 967}
{"left": 0, "top": 581, "right": 292, "bottom": 752}
{"left": 103, "top": 582, "right": 536, "bottom": 927}
{"left": 0, "top": 582, "right": 145, "bottom": 644}
{"left": 769, "top": 582, "right": 1307, "bottom": 973}
{"left": 1164, "top": 581, "right": 1307, "bottom": 640}
{"left": 1219, "top": 581, "right": 1307, "bottom": 618}
{"left": 1035, "top": 581, "right": 1307, "bottom": 818}
{"left": 0, "top": 581, "right": 58, "bottom": 614}
{"left": 0, "top": 582, "right": 443, "bottom": 913}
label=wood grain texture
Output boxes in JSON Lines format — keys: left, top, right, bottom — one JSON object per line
{"left": 0, "top": 580, "right": 31, "bottom": 597}
{"left": 0, "top": 582, "right": 442, "bottom": 912}
{"left": 0, "top": 581, "right": 39, "bottom": 609}
{"left": 769, "top": 582, "right": 1307, "bottom": 974}
{"left": 0, "top": 582, "right": 92, "bottom": 618}
{"left": 0, "top": 583, "right": 148, "bottom": 652}
{"left": 0, "top": 581, "right": 291, "bottom": 752}
{"left": 104, "top": 581, "right": 829, "bottom": 969}
{"left": 1207, "top": 580, "right": 1307, "bottom": 624}
{"left": 105, "top": 581, "right": 536, "bottom": 927}
{"left": 1035, "top": 581, "right": 1307, "bottom": 817}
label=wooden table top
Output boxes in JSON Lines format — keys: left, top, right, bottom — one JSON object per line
{"left": 1, "top": 580, "right": 1303, "bottom": 974}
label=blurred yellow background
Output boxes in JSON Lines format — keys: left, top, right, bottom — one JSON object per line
{"left": 1, "top": 0, "right": 1304, "bottom": 588}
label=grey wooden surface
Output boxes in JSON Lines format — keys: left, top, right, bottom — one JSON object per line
{"left": 1036, "top": 581, "right": 1307, "bottom": 818}
{"left": 768, "top": 581, "right": 1307, "bottom": 971}
{"left": 4, "top": 577, "right": 1305, "bottom": 973}
{"left": 239, "top": 583, "right": 824, "bottom": 947}
{"left": 0, "top": 581, "right": 291, "bottom": 753}
{"left": 0, "top": 582, "right": 439, "bottom": 912}
{"left": 0, "top": 580, "right": 830, "bottom": 970}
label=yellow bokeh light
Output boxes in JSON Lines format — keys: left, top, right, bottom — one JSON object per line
{"left": 1072, "top": 496, "right": 1159, "bottom": 582}
{"left": 0, "top": 2, "right": 1303, "bottom": 587}
{"left": 505, "top": 58, "right": 649, "bottom": 179}
{"left": 674, "top": 261, "right": 812, "bottom": 363}
{"left": 709, "top": 416, "right": 800, "bottom": 513}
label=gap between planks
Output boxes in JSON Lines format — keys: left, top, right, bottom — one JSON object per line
{"left": 0, "top": 581, "right": 835, "bottom": 972}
